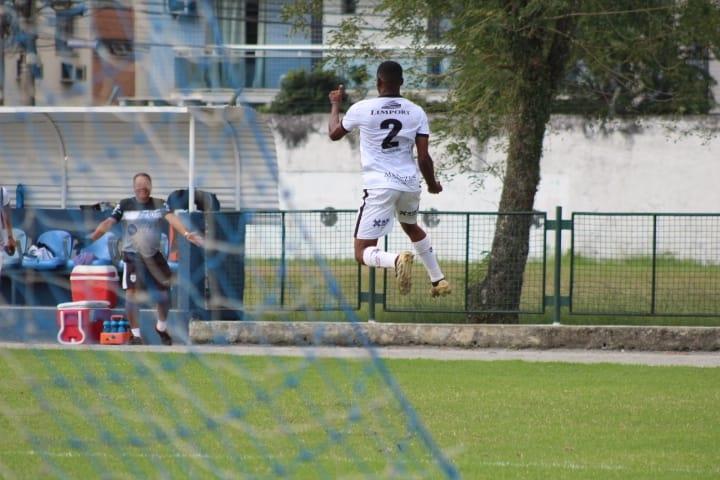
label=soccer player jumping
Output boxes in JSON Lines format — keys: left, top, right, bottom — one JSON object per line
{"left": 328, "top": 60, "right": 451, "bottom": 298}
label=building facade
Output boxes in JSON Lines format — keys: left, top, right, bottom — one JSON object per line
{"left": 0, "top": 0, "right": 366, "bottom": 106}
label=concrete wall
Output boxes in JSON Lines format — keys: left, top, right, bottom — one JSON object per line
{"left": 190, "top": 321, "right": 720, "bottom": 351}
{"left": 272, "top": 114, "right": 720, "bottom": 214}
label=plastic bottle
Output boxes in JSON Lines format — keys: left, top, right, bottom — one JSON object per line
{"left": 15, "top": 184, "right": 25, "bottom": 208}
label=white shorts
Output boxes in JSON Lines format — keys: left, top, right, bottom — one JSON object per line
{"left": 354, "top": 188, "right": 421, "bottom": 240}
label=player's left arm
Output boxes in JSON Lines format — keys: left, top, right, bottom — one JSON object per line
{"left": 164, "top": 212, "right": 205, "bottom": 247}
{"left": 416, "top": 135, "right": 442, "bottom": 194}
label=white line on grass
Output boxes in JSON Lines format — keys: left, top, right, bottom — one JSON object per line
{"left": 478, "top": 459, "right": 719, "bottom": 476}
{"left": 2, "top": 451, "right": 718, "bottom": 476}
{"left": 0, "top": 450, "right": 223, "bottom": 460}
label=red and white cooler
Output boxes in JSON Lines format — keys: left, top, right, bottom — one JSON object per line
{"left": 56, "top": 300, "right": 111, "bottom": 345}
{"left": 70, "top": 265, "right": 119, "bottom": 308}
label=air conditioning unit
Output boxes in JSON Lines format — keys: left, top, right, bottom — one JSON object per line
{"left": 60, "top": 62, "right": 86, "bottom": 84}
{"left": 168, "top": 0, "right": 197, "bottom": 17}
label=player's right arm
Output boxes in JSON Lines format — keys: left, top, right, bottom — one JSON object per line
{"left": 416, "top": 135, "right": 443, "bottom": 194}
{"left": 328, "top": 84, "right": 349, "bottom": 141}
{"left": 89, "top": 217, "right": 117, "bottom": 242}
{"left": 89, "top": 201, "right": 122, "bottom": 241}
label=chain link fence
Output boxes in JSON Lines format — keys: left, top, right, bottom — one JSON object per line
{"left": 571, "top": 213, "right": 720, "bottom": 316}
{"left": 205, "top": 210, "right": 546, "bottom": 316}
{"left": 6, "top": 209, "right": 720, "bottom": 320}
{"left": 383, "top": 212, "right": 546, "bottom": 314}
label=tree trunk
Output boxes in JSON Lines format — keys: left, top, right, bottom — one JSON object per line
{"left": 467, "top": 90, "right": 549, "bottom": 322}
{"left": 468, "top": 7, "right": 575, "bottom": 322}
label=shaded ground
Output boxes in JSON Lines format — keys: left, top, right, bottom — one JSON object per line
{"left": 1, "top": 341, "right": 718, "bottom": 367}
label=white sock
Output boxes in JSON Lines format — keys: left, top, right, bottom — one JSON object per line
{"left": 156, "top": 320, "right": 168, "bottom": 332}
{"left": 413, "top": 236, "right": 444, "bottom": 282}
{"left": 131, "top": 328, "right": 141, "bottom": 337}
{"left": 362, "top": 246, "right": 398, "bottom": 269}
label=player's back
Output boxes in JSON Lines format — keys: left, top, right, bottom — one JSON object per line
{"left": 342, "top": 96, "right": 430, "bottom": 192}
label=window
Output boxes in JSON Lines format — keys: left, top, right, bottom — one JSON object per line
{"left": 102, "top": 40, "right": 134, "bottom": 57}
{"left": 61, "top": 63, "right": 86, "bottom": 83}
{"left": 174, "top": 57, "right": 244, "bottom": 90}
{"left": 341, "top": 0, "right": 357, "bottom": 15}
{"left": 60, "top": 62, "right": 74, "bottom": 83}
{"left": 55, "top": 14, "right": 74, "bottom": 52}
{"left": 168, "top": 0, "right": 197, "bottom": 17}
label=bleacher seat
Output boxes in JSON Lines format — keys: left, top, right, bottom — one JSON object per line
{"left": 22, "top": 230, "right": 74, "bottom": 271}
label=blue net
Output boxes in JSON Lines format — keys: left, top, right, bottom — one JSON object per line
{"left": 0, "top": 2, "right": 458, "bottom": 478}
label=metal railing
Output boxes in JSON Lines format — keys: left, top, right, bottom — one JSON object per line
{"left": 206, "top": 207, "right": 720, "bottom": 321}
{"left": 206, "top": 209, "right": 547, "bottom": 317}
{"left": 4, "top": 207, "right": 720, "bottom": 323}
{"left": 570, "top": 210, "right": 720, "bottom": 317}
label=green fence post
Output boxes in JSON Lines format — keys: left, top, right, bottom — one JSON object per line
{"left": 464, "top": 212, "right": 470, "bottom": 312}
{"left": 554, "top": 206, "right": 562, "bottom": 325}
{"left": 651, "top": 214, "right": 657, "bottom": 315}
{"left": 280, "top": 211, "right": 286, "bottom": 308}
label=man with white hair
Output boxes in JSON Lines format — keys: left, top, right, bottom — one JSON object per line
{"left": 89, "top": 173, "right": 204, "bottom": 345}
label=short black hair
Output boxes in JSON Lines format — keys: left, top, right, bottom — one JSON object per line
{"left": 133, "top": 172, "right": 152, "bottom": 184}
{"left": 377, "top": 61, "right": 403, "bottom": 86}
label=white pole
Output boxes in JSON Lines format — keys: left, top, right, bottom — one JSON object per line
{"left": 43, "top": 113, "right": 68, "bottom": 208}
{"left": 224, "top": 119, "right": 242, "bottom": 210}
{"left": 188, "top": 111, "right": 196, "bottom": 213}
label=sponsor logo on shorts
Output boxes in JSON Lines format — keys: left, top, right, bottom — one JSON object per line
{"left": 399, "top": 209, "right": 418, "bottom": 216}
{"left": 372, "top": 218, "right": 391, "bottom": 228}
{"left": 130, "top": 274, "right": 137, "bottom": 283}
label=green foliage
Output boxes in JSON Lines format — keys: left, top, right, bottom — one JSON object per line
{"left": 308, "top": 0, "right": 720, "bottom": 166}
{"left": 265, "top": 69, "right": 350, "bottom": 115}
{"left": 558, "top": 1, "right": 718, "bottom": 115}
{"left": 402, "top": 92, "right": 448, "bottom": 113}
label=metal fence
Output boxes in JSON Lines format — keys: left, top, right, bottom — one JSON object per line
{"left": 382, "top": 212, "right": 546, "bottom": 314}
{"left": 205, "top": 209, "right": 547, "bottom": 316}
{"left": 206, "top": 208, "right": 720, "bottom": 320}
{"left": 570, "top": 212, "right": 720, "bottom": 317}
{"left": 208, "top": 210, "right": 361, "bottom": 314}
{"left": 4, "top": 208, "right": 720, "bottom": 321}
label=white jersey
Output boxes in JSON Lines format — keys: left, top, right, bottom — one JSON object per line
{"left": 341, "top": 96, "right": 430, "bottom": 192}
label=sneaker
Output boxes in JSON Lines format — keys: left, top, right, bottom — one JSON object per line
{"left": 395, "top": 251, "right": 414, "bottom": 295}
{"left": 129, "top": 335, "right": 144, "bottom": 345}
{"left": 430, "top": 279, "right": 452, "bottom": 298}
{"left": 155, "top": 327, "right": 173, "bottom": 346}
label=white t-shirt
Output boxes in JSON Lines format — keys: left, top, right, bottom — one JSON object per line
{"left": 341, "top": 96, "right": 430, "bottom": 192}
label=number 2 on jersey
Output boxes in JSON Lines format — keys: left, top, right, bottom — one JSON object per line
{"left": 380, "top": 119, "right": 402, "bottom": 149}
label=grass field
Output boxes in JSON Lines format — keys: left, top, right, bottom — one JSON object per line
{"left": 1, "top": 348, "right": 718, "bottom": 479}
